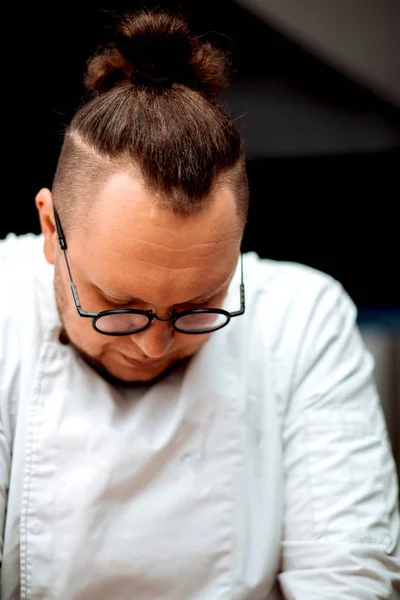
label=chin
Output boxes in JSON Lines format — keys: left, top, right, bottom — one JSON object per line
{"left": 92, "top": 355, "right": 187, "bottom": 387}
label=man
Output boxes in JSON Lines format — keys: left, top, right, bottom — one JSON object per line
{"left": 1, "top": 8, "right": 399, "bottom": 599}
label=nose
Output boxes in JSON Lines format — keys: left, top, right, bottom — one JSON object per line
{"left": 131, "top": 319, "right": 175, "bottom": 359}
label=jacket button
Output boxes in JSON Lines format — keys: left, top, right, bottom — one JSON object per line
{"left": 30, "top": 520, "right": 42, "bottom": 534}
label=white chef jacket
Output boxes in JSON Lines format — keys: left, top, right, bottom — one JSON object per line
{"left": 0, "top": 232, "right": 399, "bottom": 600}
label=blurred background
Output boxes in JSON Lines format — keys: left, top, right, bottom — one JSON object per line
{"left": 3, "top": 1, "right": 399, "bottom": 476}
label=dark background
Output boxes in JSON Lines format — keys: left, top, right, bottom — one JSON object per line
{"left": 4, "top": 1, "right": 400, "bottom": 313}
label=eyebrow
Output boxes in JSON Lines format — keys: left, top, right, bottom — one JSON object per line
{"left": 101, "top": 282, "right": 228, "bottom": 306}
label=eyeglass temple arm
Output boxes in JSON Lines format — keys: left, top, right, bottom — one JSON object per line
{"left": 240, "top": 253, "right": 245, "bottom": 310}
{"left": 53, "top": 206, "right": 87, "bottom": 313}
{"left": 53, "top": 207, "right": 67, "bottom": 251}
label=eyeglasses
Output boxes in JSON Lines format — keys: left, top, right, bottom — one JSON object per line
{"left": 54, "top": 208, "right": 245, "bottom": 336}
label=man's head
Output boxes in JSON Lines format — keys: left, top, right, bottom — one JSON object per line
{"left": 35, "top": 9, "right": 249, "bottom": 385}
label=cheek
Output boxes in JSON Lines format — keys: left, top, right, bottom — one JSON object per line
{"left": 173, "top": 331, "right": 211, "bottom": 354}
{"left": 54, "top": 266, "right": 108, "bottom": 350}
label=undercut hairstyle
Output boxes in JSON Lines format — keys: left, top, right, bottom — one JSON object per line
{"left": 52, "top": 9, "right": 249, "bottom": 232}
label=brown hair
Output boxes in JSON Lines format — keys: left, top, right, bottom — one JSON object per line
{"left": 52, "top": 9, "right": 249, "bottom": 231}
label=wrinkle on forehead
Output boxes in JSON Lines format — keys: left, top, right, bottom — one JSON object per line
{"left": 87, "top": 244, "right": 238, "bottom": 305}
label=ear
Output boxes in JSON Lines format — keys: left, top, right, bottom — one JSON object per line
{"left": 35, "top": 188, "right": 57, "bottom": 265}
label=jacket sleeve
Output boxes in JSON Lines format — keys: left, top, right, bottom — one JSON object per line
{"left": 278, "top": 278, "right": 400, "bottom": 599}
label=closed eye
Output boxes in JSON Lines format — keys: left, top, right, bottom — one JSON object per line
{"left": 174, "top": 299, "right": 212, "bottom": 312}
{"left": 102, "top": 295, "right": 140, "bottom": 309}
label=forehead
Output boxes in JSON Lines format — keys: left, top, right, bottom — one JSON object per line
{"left": 70, "top": 172, "right": 242, "bottom": 303}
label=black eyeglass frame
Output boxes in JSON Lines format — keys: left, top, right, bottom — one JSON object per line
{"left": 53, "top": 207, "right": 245, "bottom": 336}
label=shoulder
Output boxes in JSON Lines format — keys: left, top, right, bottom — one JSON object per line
{"left": 240, "top": 252, "right": 356, "bottom": 363}
{"left": 0, "top": 231, "right": 46, "bottom": 272}
{"left": 0, "top": 232, "right": 58, "bottom": 340}
{"left": 0, "top": 233, "right": 58, "bottom": 433}
{"left": 238, "top": 253, "right": 368, "bottom": 419}
{"left": 1, "top": 230, "right": 46, "bottom": 263}
{"left": 243, "top": 251, "right": 346, "bottom": 315}
{"left": 0, "top": 231, "right": 54, "bottom": 292}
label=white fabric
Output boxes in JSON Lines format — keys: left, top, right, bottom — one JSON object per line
{"left": 0, "top": 232, "right": 399, "bottom": 600}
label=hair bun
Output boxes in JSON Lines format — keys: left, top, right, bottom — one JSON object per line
{"left": 85, "top": 9, "right": 230, "bottom": 97}
{"left": 116, "top": 10, "right": 193, "bottom": 86}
